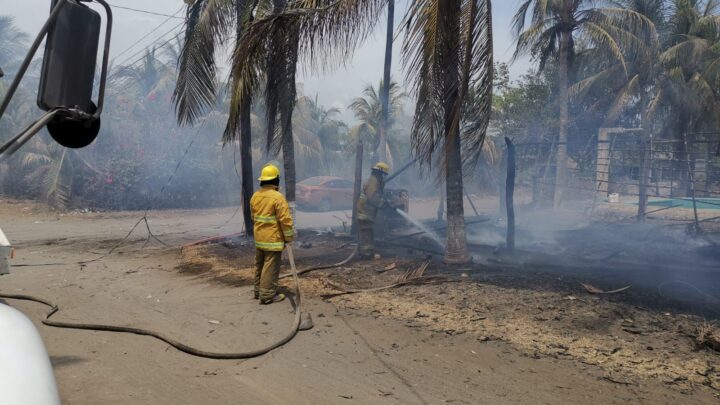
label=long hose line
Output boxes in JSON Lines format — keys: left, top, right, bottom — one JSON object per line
{"left": 0, "top": 245, "right": 306, "bottom": 360}
{"left": 279, "top": 245, "right": 358, "bottom": 280}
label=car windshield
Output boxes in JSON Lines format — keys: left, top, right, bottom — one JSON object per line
{"left": 299, "top": 178, "right": 327, "bottom": 186}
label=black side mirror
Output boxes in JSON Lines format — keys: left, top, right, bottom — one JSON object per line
{"left": 0, "top": 0, "right": 112, "bottom": 161}
{"left": 38, "top": 0, "right": 110, "bottom": 148}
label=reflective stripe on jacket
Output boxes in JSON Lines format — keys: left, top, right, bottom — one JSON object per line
{"left": 250, "top": 185, "right": 295, "bottom": 251}
{"left": 356, "top": 174, "right": 384, "bottom": 222}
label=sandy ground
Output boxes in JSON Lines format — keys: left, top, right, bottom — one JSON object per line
{"left": 1, "top": 198, "right": 718, "bottom": 404}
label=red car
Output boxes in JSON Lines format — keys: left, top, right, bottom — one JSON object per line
{"left": 297, "top": 176, "right": 355, "bottom": 211}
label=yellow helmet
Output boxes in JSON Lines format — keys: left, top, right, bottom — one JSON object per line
{"left": 258, "top": 164, "right": 280, "bottom": 181}
{"left": 372, "top": 162, "right": 390, "bottom": 175}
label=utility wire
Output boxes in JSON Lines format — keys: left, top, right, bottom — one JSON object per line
{"left": 108, "top": 22, "right": 186, "bottom": 80}
{"left": 107, "top": 3, "right": 185, "bottom": 19}
{"left": 113, "top": 5, "right": 185, "bottom": 62}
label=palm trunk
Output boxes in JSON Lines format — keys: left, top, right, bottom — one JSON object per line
{"left": 443, "top": 0, "right": 469, "bottom": 264}
{"left": 281, "top": 32, "right": 299, "bottom": 203}
{"left": 554, "top": 29, "right": 571, "bottom": 208}
{"left": 378, "top": 0, "right": 394, "bottom": 164}
{"left": 445, "top": 123, "right": 469, "bottom": 263}
{"left": 270, "top": 0, "right": 297, "bottom": 203}
{"left": 238, "top": 0, "right": 258, "bottom": 236}
{"left": 240, "top": 96, "right": 254, "bottom": 236}
{"left": 637, "top": 94, "right": 650, "bottom": 222}
{"left": 281, "top": 100, "right": 296, "bottom": 202}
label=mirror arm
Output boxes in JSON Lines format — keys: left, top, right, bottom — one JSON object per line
{"left": 88, "top": 0, "right": 113, "bottom": 118}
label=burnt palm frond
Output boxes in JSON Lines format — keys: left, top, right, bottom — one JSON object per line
{"left": 459, "top": 0, "right": 494, "bottom": 172}
{"left": 402, "top": 0, "right": 452, "bottom": 172}
{"left": 225, "top": 0, "right": 388, "bottom": 158}
{"left": 223, "top": 0, "right": 261, "bottom": 144}
{"left": 402, "top": 0, "right": 493, "bottom": 173}
{"left": 173, "top": 0, "right": 236, "bottom": 126}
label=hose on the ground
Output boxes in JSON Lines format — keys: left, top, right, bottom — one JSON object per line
{"left": 0, "top": 244, "right": 306, "bottom": 360}
{"left": 279, "top": 245, "right": 358, "bottom": 279}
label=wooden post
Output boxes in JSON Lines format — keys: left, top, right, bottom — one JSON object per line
{"left": 505, "top": 137, "right": 516, "bottom": 251}
{"left": 465, "top": 190, "right": 480, "bottom": 218}
{"left": 683, "top": 133, "right": 701, "bottom": 233}
{"left": 637, "top": 133, "right": 649, "bottom": 222}
{"left": 596, "top": 128, "right": 610, "bottom": 199}
{"left": 351, "top": 141, "right": 363, "bottom": 236}
{"left": 499, "top": 148, "right": 507, "bottom": 217}
{"left": 437, "top": 187, "right": 445, "bottom": 223}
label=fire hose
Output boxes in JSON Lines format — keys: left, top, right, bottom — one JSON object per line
{"left": 279, "top": 245, "right": 358, "bottom": 279}
{"left": 0, "top": 245, "right": 313, "bottom": 360}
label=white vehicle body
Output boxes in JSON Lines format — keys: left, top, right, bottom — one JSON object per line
{"left": 0, "top": 303, "right": 61, "bottom": 405}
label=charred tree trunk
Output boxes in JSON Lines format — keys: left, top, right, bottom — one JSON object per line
{"left": 554, "top": 29, "right": 571, "bottom": 208}
{"left": 281, "top": 86, "right": 296, "bottom": 203}
{"left": 442, "top": 0, "right": 469, "bottom": 264}
{"left": 505, "top": 137, "right": 516, "bottom": 251}
{"left": 264, "top": 0, "right": 298, "bottom": 203}
{"left": 377, "top": 0, "right": 394, "bottom": 164}
{"left": 237, "top": 0, "right": 258, "bottom": 237}
{"left": 283, "top": 24, "right": 298, "bottom": 202}
{"left": 437, "top": 186, "right": 445, "bottom": 223}
{"left": 637, "top": 133, "right": 650, "bottom": 222}
{"left": 499, "top": 148, "right": 507, "bottom": 217}
{"left": 445, "top": 131, "right": 469, "bottom": 263}
{"left": 351, "top": 141, "right": 363, "bottom": 236}
{"left": 240, "top": 96, "right": 254, "bottom": 236}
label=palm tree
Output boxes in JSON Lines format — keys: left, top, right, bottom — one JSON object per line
{"left": 292, "top": 94, "right": 345, "bottom": 176}
{"left": 348, "top": 80, "right": 405, "bottom": 166}
{"left": 0, "top": 16, "right": 28, "bottom": 73}
{"left": 22, "top": 138, "right": 73, "bottom": 208}
{"left": 173, "top": 0, "right": 255, "bottom": 236}
{"left": 377, "top": 0, "right": 395, "bottom": 164}
{"left": 0, "top": 15, "right": 30, "bottom": 133}
{"left": 660, "top": 0, "right": 720, "bottom": 134}
{"left": 403, "top": 0, "right": 494, "bottom": 263}
{"left": 113, "top": 47, "right": 175, "bottom": 99}
{"left": 512, "top": 0, "right": 646, "bottom": 207}
{"left": 571, "top": 1, "right": 720, "bottom": 196}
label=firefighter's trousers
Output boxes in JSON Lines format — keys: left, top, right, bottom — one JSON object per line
{"left": 358, "top": 219, "right": 375, "bottom": 258}
{"left": 254, "top": 249, "right": 282, "bottom": 301}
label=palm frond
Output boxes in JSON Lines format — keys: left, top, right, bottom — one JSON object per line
{"left": 459, "top": 0, "right": 494, "bottom": 172}
{"left": 602, "top": 74, "right": 640, "bottom": 126}
{"left": 42, "top": 149, "right": 71, "bottom": 209}
{"left": 227, "top": 0, "right": 386, "bottom": 155}
{"left": 173, "top": 0, "right": 236, "bottom": 126}
{"left": 569, "top": 64, "right": 625, "bottom": 100}
{"left": 21, "top": 152, "right": 52, "bottom": 167}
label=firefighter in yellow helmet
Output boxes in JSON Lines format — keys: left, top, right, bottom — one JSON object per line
{"left": 356, "top": 162, "right": 390, "bottom": 259}
{"left": 250, "top": 164, "right": 295, "bottom": 304}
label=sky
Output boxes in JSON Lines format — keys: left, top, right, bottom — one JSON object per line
{"left": 4, "top": 0, "right": 532, "bottom": 120}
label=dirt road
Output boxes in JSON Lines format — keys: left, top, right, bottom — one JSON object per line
{"left": 0, "top": 199, "right": 716, "bottom": 404}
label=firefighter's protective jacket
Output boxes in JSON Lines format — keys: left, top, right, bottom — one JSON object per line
{"left": 356, "top": 174, "right": 384, "bottom": 222}
{"left": 250, "top": 185, "right": 295, "bottom": 251}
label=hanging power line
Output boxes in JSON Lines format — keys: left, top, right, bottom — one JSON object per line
{"left": 108, "top": 22, "right": 185, "bottom": 81}
{"left": 107, "top": 3, "right": 185, "bottom": 19}
{"left": 113, "top": 5, "right": 185, "bottom": 61}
